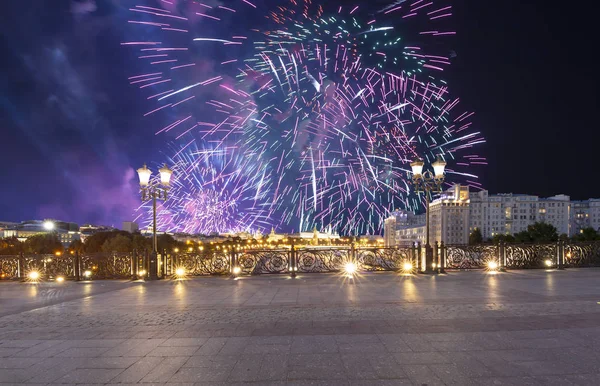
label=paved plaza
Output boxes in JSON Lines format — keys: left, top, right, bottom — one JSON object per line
{"left": 1, "top": 269, "right": 600, "bottom": 385}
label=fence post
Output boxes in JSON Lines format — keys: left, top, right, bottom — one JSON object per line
{"left": 433, "top": 241, "right": 439, "bottom": 273}
{"left": 131, "top": 250, "right": 137, "bottom": 279}
{"left": 17, "top": 253, "right": 23, "bottom": 279}
{"left": 75, "top": 251, "right": 81, "bottom": 281}
{"left": 557, "top": 240, "right": 565, "bottom": 270}
{"left": 230, "top": 247, "right": 237, "bottom": 276}
{"left": 290, "top": 240, "right": 297, "bottom": 278}
{"left": 439, "top": 241, "right": 446, "bottom": 273}
{"left": 416, "top": 242, "right": 422, "bottom": 272}
{"left": 498, "top": 241, "right": 507, "bottom": 271}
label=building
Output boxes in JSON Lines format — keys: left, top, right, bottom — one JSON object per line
{"left": 384, "top": 210, "right": 425, "bottom": 246}
{"left": 429, "top": 184, "right": 471, "bottom": 245}
{"left": 469, "top": 191, "right": 571, "bottom": 239}
{"left": 79, "top": 224, "right": 116, "bottom": 242}
{"left": 122, "top": 221, "right": 139, "bottom": 233}
{"left": 570, "top": 199, "right": 600, "bottom": 234}
{"left": 384, "top": 185, "right": 470, "bottom": 246}
{"left": 3, "top": 220, "right": 80, "bottom": 248}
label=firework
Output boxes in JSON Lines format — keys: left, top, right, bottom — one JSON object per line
{"left": 134, "top": 143, "right": 273, "bottom": 235}
{"left": 124, "top": 0, "right": 485, "bottom": 234}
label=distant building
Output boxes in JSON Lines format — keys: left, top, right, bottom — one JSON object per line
{"left": 3, "top": 220, "right": 80, "bottom": 247}
{"left": 569, "top": 199, "right": 600, "bottom": 234}
{"left": 122, "top": 221, "right": 139, "bottom": 233}
{"left": 470, "top": 191, "right": 571, "bottom": 239}
{"left": 384, "top": 210, "right": 425, "bottom": 246}
{"left": 79, "top": 224, "right": 116, "bottom": 242}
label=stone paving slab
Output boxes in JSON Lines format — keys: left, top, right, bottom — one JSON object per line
{"left": 1, "top": 269, "right": 600, "bottom": 385}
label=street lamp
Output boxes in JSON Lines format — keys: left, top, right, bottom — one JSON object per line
{"left": 408, "top": 156, "right": 446, "bottom": 273}
{"left": 137, "top": 163, "right": 173, "bottom": 280}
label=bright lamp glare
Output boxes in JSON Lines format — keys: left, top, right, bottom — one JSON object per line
{"left": 344, "top": 262, "right": 357, "bottom": 275}
{"left": 83, "top": 270, "right": 92, "bottom": 278}
{"left": 487, "top": 261, "right": 498, "bottom": 270}
{"left": 56, "top": 276, "right": 65, "bottom": 283}
{"left": 175, "top": 267, "right": 186, "bottom": 277}
{"left": 232, "top": 267, "right": 241, "bottom": 275}
{"left": 402, "top": 262, "right": 413, "bottom": 272}
{"left": 545, "top": 259, "right": 553, "bottom": 267}
{"left": 139, "top": 270, "right": 147, "bottom": 276}
{"left": 28, "top": 271, "right": 40, "bottom": 280}
{"left": 43, "top": 221, "right": 55, "bottom": 231}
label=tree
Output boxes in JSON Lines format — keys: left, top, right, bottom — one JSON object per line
{"left": 559, "top": 233, "right": 569, "bottom": 241}
{"left": 527, "top": 222, "right": 558, "bottom": 243}
{"left": 84, "top": 231, "right": 130, "bottom": 253}
{"left": 132, "top": 234, "right": 151, "bottom": 252}
{"left": 572, "top": 227, "right": 599, "bottom": 241}
{"left": 101, "top": 235, "right": 132, "bottom": 253}
{"left": 491, "top": 234, "right": 515, "bottom": 244}
{"left": 469, "top": 228, "right": 483, "bottom": 245}
{"left": 157, "top": 234, "right": 178, "bottom": 252}
{"left": 0, "top": 237, "right": 23, "bottom": 255}
{"left": 514, "top": 231, "right": 531, "bottom": 243}
{"left": 24, "top": 234, "right": 63, "bottom": 254}
{"left": 68, "top": 239, "right": 84, "bottom": 253}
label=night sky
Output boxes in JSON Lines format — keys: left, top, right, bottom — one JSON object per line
{"left": 0, "top": 0, "right": 597, "bottom": 228}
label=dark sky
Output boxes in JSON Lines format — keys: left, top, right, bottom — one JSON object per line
{"left": 0, "top": 0, "right": 597, "bottom": 227}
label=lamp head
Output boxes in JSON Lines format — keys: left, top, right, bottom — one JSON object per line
{"left": 137, "top": 164, "right": 152, "bottom": 187}
{"left": 432, "top": 156, "right": 446, "bottom": 178}
{"left": 159, "top": 164, "right": 173, "bottom": 186}
{"left": 410, "top": 159, "right": 424, "bottom": 176}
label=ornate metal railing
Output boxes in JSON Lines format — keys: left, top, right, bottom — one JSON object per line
{"left": 445, "top": 245, "right": 497, "bottom": 269}
{"left": 2, "top": 241, "right": 600, "bottom": 280}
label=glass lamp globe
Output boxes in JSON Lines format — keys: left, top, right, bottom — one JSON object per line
{"left": 432, "top": 157, "right": 447, "bottom": 178}
{"left": 159, "top": 164, "right": 173, "bottom": 186}
{"left": 137, "top": 164, "right": 152, "bottom": 187}
{"left": 410, "top": 159, "right": 424, "bottom": 176}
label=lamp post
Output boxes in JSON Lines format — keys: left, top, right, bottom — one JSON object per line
{"left": 137, "top": 164, "right": 173, "bottom": 280}
{"left": 408, "top": 156, "right": 446, "bottom": 273}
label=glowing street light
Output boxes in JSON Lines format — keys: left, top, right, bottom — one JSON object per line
{"left": 408, "top": 156, "right": 446, "bottom": 274}
{"left": 137, "top": 163, "right": 174, "bottom": 280}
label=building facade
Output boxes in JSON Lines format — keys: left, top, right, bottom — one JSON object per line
{"left": 384, "top": 185, "right": 586, "bottom": 246}
{"left": 469, "top": 191, "right": 571, "bottom": 239}
{"left": 570, "top": 199, "right": 600, "bottom": 234}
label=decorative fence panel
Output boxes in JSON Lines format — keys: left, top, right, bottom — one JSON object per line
{"left": 357, "top": 247, "right": 414, "bottom": 271}
{"left": 237, "top": 249, "right": 290, "bottom": 274}
{"left": 564, "top": 242, "right": 600, "bottom": 267}
{"left": 176, "top": 251, "right": 230, "bottom": 275}
{"left": 445, "top": 245, "right": 497, "bottom": 269}
{"left": 80, "top": 253, "right": 133, "bottom": 279}
{"left": 296, "top": 248, "right": 349, "bottom": 273}
{"left": 504, "top": 244, "right": 556, "bottom": 269}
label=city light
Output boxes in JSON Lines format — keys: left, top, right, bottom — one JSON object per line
{"left": 344, "top": 262, "right": 357, "bottom": 276}
{"left": 56, "top": 276, "right": 65, "bottom": 283}
{"left": 175, "top": 267, "right": 186, "bottom": 277}
{"left": 43, "top": 221, "right": 55, "bottom": 231}
{"left": 487, "top": 261, "right": 498, "bottom": 271}
{"left": 232, "top": 266, "right": 241, "bottom": 275}
{"left": 545, "top": 259, "right": 553, "bottom": 267}
{"left": 139, "top": 270, "right": 147, "bottom": 277}
{"left": 402, "top": 262, "right": 414, "bottom": 273}
{"left": 83, "top": 270, "right": 92, "bottom": 278}
{"left": 28, "top": 271, "right": 40, "bottom": 281}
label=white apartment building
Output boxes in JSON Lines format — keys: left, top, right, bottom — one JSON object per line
{"left": 384, "top": 185, "right": 589, "bottom": 246}
{"left": 469, "top": 191, "right": 570, "bottom": 239}
{"left": 570, "top": 199, "right": 600, "bottom": 234}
